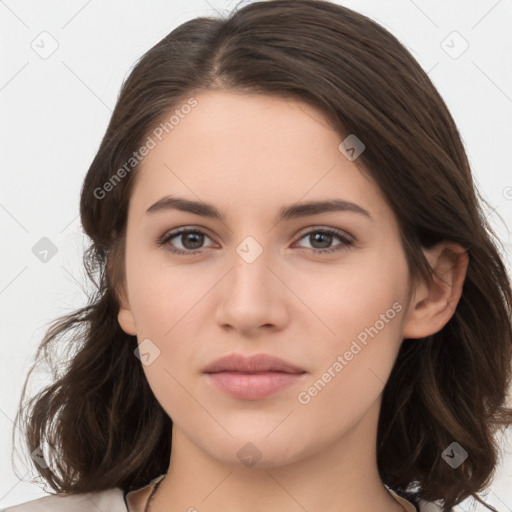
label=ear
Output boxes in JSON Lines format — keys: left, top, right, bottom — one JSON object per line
{"left": 402, "top": 242, "right": 469, "bottom": 339}
{"left": 117, "top": 288, "right": 137, "bottom": 336}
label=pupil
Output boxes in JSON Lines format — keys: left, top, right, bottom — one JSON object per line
{"left": 311, "top": 233, "right": 332, "bottom": 249}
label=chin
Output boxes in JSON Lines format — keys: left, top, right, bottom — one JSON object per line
{"left": 195, "top": 431, "right": 316, "bottom": 471}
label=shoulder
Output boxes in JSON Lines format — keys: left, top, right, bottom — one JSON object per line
{"left": 388, "top": 486, "right": 449, "bottom": 512}
{"left": 1, "top": 487, "right": 127, "bottom": 512}
{"left": 417, "top": 497, "right": 446, "bottom": 512}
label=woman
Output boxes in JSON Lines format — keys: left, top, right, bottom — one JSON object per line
{"left": 6, "top": 1, "right": 512, "bottom": 511}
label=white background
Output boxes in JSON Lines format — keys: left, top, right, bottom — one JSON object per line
{"left": 1, "top": 0, "right": 511, "bottom": 510}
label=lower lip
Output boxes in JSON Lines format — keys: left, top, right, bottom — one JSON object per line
{"left": 205, "top": 371, "right": 306, "bottom": 400}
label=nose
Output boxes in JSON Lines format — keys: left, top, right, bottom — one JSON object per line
{"left": 214, "top": 245, "right": 289, "bottom": 335}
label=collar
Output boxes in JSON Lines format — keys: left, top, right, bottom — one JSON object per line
{"left": 123, "top": 475, "right": 419, "bottom": 512}
{"left": 124, "top": 474, "right": 166, "bottom": 512}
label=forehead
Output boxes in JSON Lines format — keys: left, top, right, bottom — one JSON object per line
{"left": 127, "top": 90, "right": 390, "bottom": 224}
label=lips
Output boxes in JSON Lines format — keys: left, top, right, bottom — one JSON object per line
{"left": 203, "top": 353, "right": 306, "bottom": 400}
{"left": 203, "top": 353, "right": 305, "bottom": 374}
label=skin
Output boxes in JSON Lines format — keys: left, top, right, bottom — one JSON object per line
{"left": 118, "top": 90, "right": 468, "bottom": 512}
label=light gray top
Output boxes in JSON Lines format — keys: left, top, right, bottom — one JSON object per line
{"left": 2, "top": 479, "right": 446, "bottom": 512}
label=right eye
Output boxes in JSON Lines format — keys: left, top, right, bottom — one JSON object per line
{"left": 158, "top": 228, "right": 216, "bottom": 255}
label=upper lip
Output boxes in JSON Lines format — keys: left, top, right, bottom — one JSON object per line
{"left": 203, "top": 353, "right": 305, "bottom": 374}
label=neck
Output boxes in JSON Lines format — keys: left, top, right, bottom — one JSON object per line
{"left": 149, "top": 399, "right": 404, "bottom": 512}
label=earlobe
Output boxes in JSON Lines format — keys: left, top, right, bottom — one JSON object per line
{"left": 402, "top": 242, "right": 469, "bottom": 339}
{"left": 116, "top": 289, "right": 137, "bottom": 335}
{"left": 118, "top": 307, "right": 137, "bottom": 336}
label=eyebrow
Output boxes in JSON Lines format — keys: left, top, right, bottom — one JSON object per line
{"left": 145, "top": 195, "right": 372, "bottom": 221}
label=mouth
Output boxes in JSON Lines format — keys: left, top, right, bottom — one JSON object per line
{"left": 203, "top": 353, "right": 307, "bottom": 400}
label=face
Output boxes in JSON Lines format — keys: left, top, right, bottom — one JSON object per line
{"left": 118, "top": 90, "right": 415, "bottom": 469}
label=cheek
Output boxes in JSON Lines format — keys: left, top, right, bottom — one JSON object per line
{"left": 124, "top": 249, "right": 206, "bottom": 394}
{"left": 292, "top": 283, "right": 406, "bottom": 449}
{"left": 298, "top": 249, "right": 408, "bottom": 402}
{"left": 305, "top": 251, "right": 408, "bottom": 347}
{"left": 126, "top": 248, "right": 208, "bottom": 335}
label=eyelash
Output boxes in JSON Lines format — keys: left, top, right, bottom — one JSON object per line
{"left": 157, "top": 227, "right": 354, "bottom": 256}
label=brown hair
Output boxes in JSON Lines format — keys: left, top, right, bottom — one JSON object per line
{"left": 12, "top": 1, "right": 512, "bottom": 510}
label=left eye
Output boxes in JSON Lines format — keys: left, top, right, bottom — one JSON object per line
{"left": 294, "top": 229, "right": 353, "bottom": 254}
{"left": 158, "top": 228, "right": 353, "bottom": 255}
